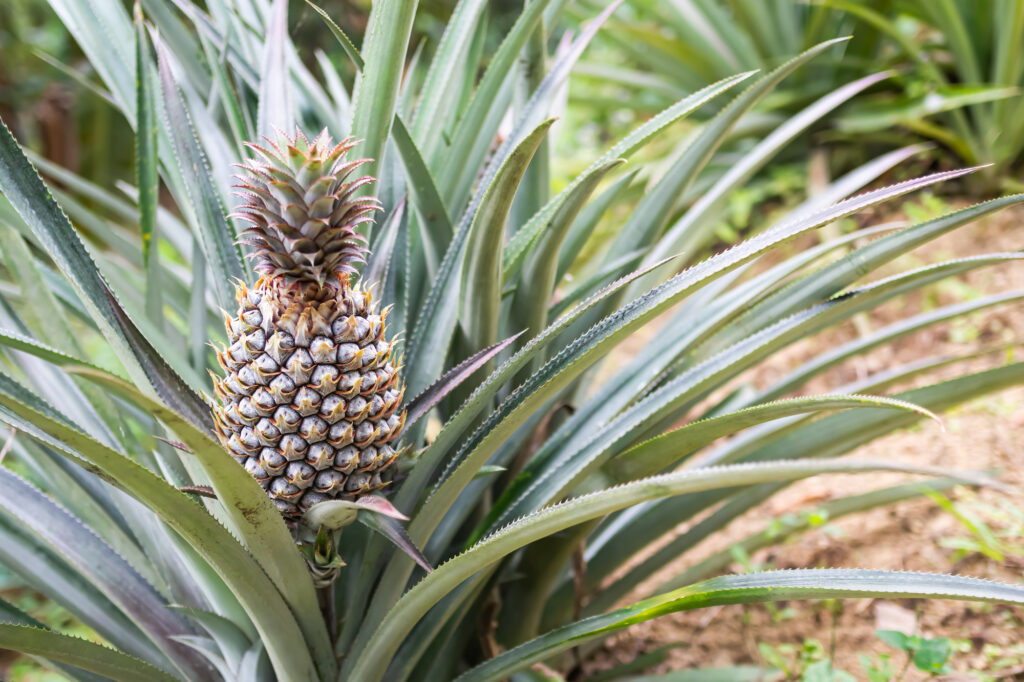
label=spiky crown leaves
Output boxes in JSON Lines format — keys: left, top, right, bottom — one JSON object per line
{"left": 232, "top": 128, "right": 381, "bottom": 287}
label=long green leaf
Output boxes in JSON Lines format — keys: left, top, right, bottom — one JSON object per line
{"left": 349, "top": 459, "right": 972, "bottom": 681}
{"left": 487, "top": 250, "right": 1000, "bottom": 536}
{"left": 359, "top": 261, "right": 679, "bottom": 661}
{"left": 757, "top": 289, "right": 1024, "bottom": 401}
{"left": 427, "top": 167, "right": 980, "bottom": 546}
{"left": 580, "top": 361, "right": 1024, "bottom": 612}
{"left": 0, "top": 624, "right": 179, "bottom": 682}
{"left": 155, "top": 38, "right": 245, "bottom": 309}
{"left": 0, "top": 468, "right": 204, "bottom": 679}
{"left": 638, "top": 70, "right": 894, "bottom": 280}
{"left": 654, "top": 477, "right": 967, "bottom": 593}
{"left": 410, "top": 0, "right": 487, "bottom": 161}
{"left": 606, "top": 394, "right": 939, "bottom": 482}
{"left": 0, "top": 371, "right": 319, "bottom": 679}
{"left": 436, "top": 0, "right": 553, "bottom": 205}
{"left": 0, "top": 117, "right": 208, "bottom": 429}
{"left": 461, "top": 119, "right": 555, "bottom": 354}
{"left": 256, "top": 0, "right": 292, "bottom": 137}
{"left": 66, "top": 367, "right": 336, "bottom": 679}
{"left": 0, "top": 510, "right": 160, "bottom": 668}
{"left": 458, "top": 570, "right": 1024, "bottom": 682}
{"left": 502, "top": 70, "right": 757, "bottom": 283}
{"left": 134, "top": 3, "right": 163, "bottom": 328}
{"left": 349, "top": 0, "right": 418, "bottom": 192}
{"left": 0, "top": 598, "right": 111, "bottom": 682}
{"left": 605, "top": 37, "right": 852, "bottom": 285}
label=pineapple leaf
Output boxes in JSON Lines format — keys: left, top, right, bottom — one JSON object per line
{"left": 436, "top": 0, "right": 552, "bottom": 202}
{"left": 604, "top": 394, "right": 941, "bottom": 483}
{"left": 256, "top": 0, "right": 292, "bottom": 137}
{"left": 0, "top": 228, "right": 82, "bottom": 357}
{"left": 502, "top": 69, "right": 758, "bottom": 283}
{"left": 303, "top": 495, "right": 409, "bottom": 530}
{"left": 719, "top": 194, "right": 1024, "bottom": 353}
{"left": 608, "top": 37, "right": 853, "bottom": 282}
{"left": 409, "top": 0, "right": 488, "bottom": 160}
{"left": 393, "top": 257, "right": 674, "bottom": 516}
{"left": 64, "top": 367, "right": 336, "bottom": 679}
{"left": 641, "top": 70, "right": 895, "bottom": 273}
{"left": 488, "top": 252, "right": 1020, "bottom": 532}
{"left": 556, "top": 169, "right": 640, "bottom": 283}
{"left": 0, "top": 511, "right": 164, "bottom": 668}
{"left": 0, "top": 370, "right": 320, "bottom": 679}
{"left": 364, "top": 199, "right": 406, "bottom": 290}
{"left": 587, "top": 361, "right": 1024, "bottom": 603}
{"left": 505, "top": 158, "right": 624, "bottom": 296}
{"left": 536, "top": 221, "right": 899, "bottom": 471}
{"left": 759, "top": 289, "right": 1024, "bottom": 402}
{"left": 154, "top": 38, "right": 246, "bottom": 309}
{"left": 304, "top": 1, "right": 363, "bottom": 70}
{"left": 359, "top": 514, "right": 434, "bottom": 574}
{"left": 350, "top": 0, "right": 419, "bottom": 193}
{"left": 0, "top": 624, "right": 180, "bottom": 682}
{"left": 657, "top": 476, "right": 968, "bottom": 593}
{"left": 461, "top": 119, "right": 556, "bottom": 355}
{"left": 425, "top": 167, "right": 981, "bottom": 552}
{"left": 0, "top": 118, "right": 204, "bottom": 411}
{"left": 170, "top": 606, "right": 253, "bottom": 676}
{"left": 134, "top": 3, "right": 162, "bottom": 329}
{"left": 45, "top": 0, "right": 135, "bottom": 114}
{"left": 404, "top": 331, "right": 525, "bottom": 431}
{"left": 0, "top": 468, "right": 205, "bottom": 678}
{"left": 458, "top": 570, "right": 1024, "bottom": 682}
{"left": 349, "top": 459, "right": 973, "bottom": 680}
{"left": 391, "top": 117, "right": 453, "bottom": 273}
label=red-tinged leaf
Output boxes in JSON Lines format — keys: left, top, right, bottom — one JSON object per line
{"left": 156, "top": 436, "right": 190, "bottom": 452}
{"left": 179, "top": 485, "right": 216, "bottom": 498}
{"left": 404, "top": 331, "right": 526, "bottom": 429}
{"left": 360, "top": 513, "right": 433, "bottom": 574}
{"left": 353, "top": 494, "right": 410, "bottom": 520}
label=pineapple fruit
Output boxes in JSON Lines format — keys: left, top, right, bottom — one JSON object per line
{"left": 211, "top": 129, "right": 405, "bottom": 517}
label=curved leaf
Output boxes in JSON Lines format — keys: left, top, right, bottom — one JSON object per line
{"left": 349, "top": 0, "right": 418, "bottom": 190}
{"left": 64, "top": 367, "right": 335, "bottom": 679}
{"left": 154, "top": 38, "right": 245, "bottom": 308}
{"left": 404, "top": 331, "right": 525, "bottom": 431}
{"left": 502, "top": 70, "right": 758, "bottom": 283}
{"left": 348, "top": 458, "right": 967, "bottom": 680}
{"left": 606, "top": 394, "right": 939, "bottom": 482}
{"left": 458, "top": 570, "right": 1024, "bottom": 682}
{"left": 0, "top": 370, "right": 319, "bottom": 679}
{"left": 0, "top": 117, "right": 207, "bottom": 425}
{"left": 0, "top": 624, "right": 179, "bottom": 682}
{"left": 461, "top": 119, "right": 555, "bottom": 354}
{"left": 0, "top": 468, "right": 205, "bottom": 678}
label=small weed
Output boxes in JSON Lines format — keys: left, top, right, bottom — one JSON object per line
{"left": 876, "top": 629, "right": 954, "bottom": 677}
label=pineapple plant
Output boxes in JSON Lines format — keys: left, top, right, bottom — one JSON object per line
{"left": 212, "top": 131, "right": 405, "bottom": 516}
{"left": 0, "top": 1, "right": 1019, "bottom": 681}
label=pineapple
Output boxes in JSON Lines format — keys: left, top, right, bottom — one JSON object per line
{"left": 211, "top": 129, "right": 405, "bottom": 517}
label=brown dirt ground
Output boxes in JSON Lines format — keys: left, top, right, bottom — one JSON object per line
{"left": 584, "top": 200, "right": 1024, "bottom": 680}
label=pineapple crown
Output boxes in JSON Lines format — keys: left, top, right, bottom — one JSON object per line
{"left": 232, "top": 128, "right": 381, "bottom": 288}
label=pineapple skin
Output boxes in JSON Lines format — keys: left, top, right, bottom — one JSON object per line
{"left": 211, "top": 129, "right": 405, "bottom": 517}
{"left": 213, "top": 278, "right": 405, "bottom": 516}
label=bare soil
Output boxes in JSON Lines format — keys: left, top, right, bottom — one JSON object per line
{"left": 586, "top": 200, "right": 1024, "bottom": 680}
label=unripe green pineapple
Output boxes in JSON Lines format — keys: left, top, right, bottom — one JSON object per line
{"left": 211, "top": 129, "right": 405, "bottom": 517}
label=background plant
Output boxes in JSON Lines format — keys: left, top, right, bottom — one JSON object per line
{"left": 0, "top": 1, "right": 1021, "bottom": 681}
{"left": 573, "top": 0, "right": 1024, "bottom": 197}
